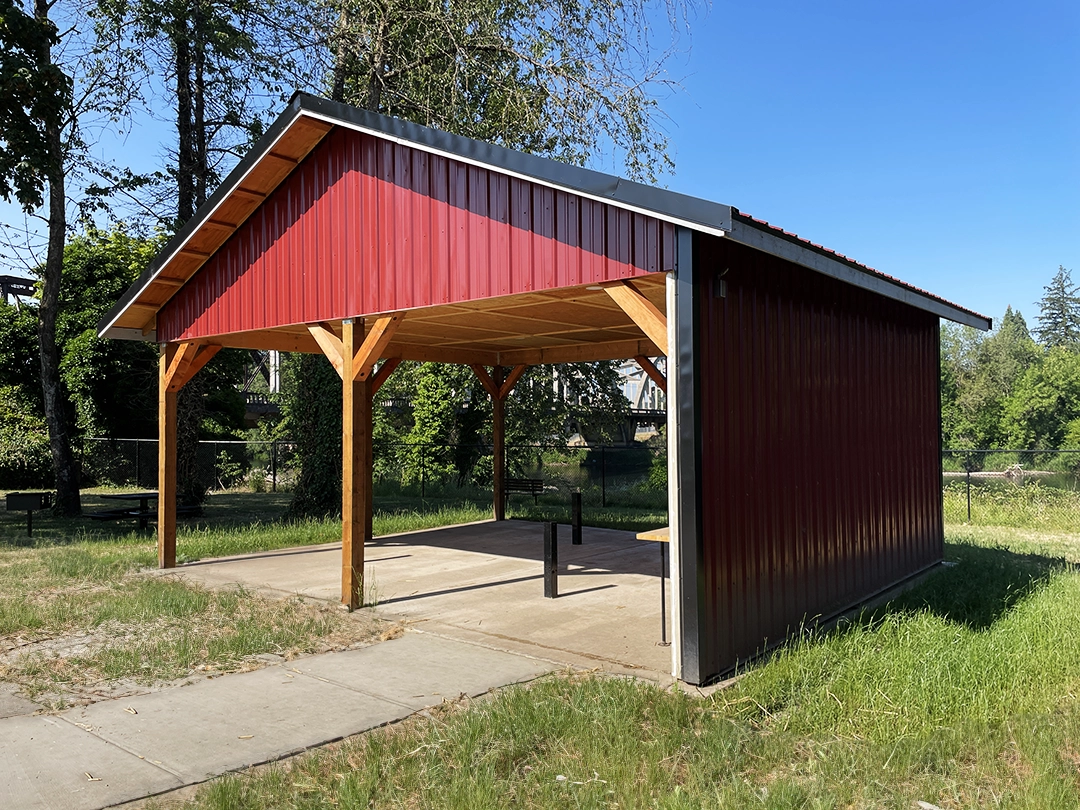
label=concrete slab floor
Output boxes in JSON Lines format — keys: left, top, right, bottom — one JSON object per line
{"left": 171, "top": 520, "right": 675, "bottom": 680}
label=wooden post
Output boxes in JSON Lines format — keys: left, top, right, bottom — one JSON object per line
{"left": 341, "top": 320, "right": 372, "bottom": 610}
{"left": 492, "top": 366, "right": 506, "bottom": 521}
{"left": 158, "top": 344, "right": 178, "bottom": 568}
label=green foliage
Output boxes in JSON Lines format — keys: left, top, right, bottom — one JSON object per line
{"left": 1002, "top": 346, "right": 1080, "bottom": 450}
{"left": 940, "top": 307, "right": 1040, "bottom": 450}
{"left": 327, "top": 0, "right": 676, "bottom": 183}
{"left": 281, "top": 353, "right": 343, "bottom": 517}
{"left": 0, "top": 0, "right": 72, "bottom": 210}
{"left": 0, "top": 385, "right": 51, "bottom": 487}
{"left": 1034, "top": 265, "right": 1080, "bottom": 350}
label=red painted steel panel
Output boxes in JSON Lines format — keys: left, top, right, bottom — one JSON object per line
{"left": 695, "top": 235, "right": 943, "bottom": 677}
{"left": 158, "top": 127, "right": 671, "bottom": 341}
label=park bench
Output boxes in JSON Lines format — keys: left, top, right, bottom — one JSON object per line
{"left": 504, "top": 477, "right": 544, "bottom": 505}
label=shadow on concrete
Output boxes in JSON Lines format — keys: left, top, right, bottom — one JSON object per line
{"left": 368, "top": 519, "right": 664, "bottom": 578}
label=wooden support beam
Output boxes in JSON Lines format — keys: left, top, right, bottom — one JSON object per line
{"left": 469, "top": 364, "right": 499, "bottom": 399}
{"left": 165, "top": 344, "right": 221, "bottom": 393}
{"left": 634, "top": 355, "right": 667, "bottom": 394}
{"left": 390, "top": 343, "right": 500, "bottom": 366}
{"left": 308, "top": 322, "right": 345, "bottom": 378}
{"left": 604, "top": 281, "right": 669, "bottom": 355}
{"left": 352, "top": 313, "right": 403, "bottom": 381}
{"left": 163, "top": 342, "right": 199, "bottom": 390}
{"left": 341, "top": 320, "right": 372, "bottom": 610}
{"left": 498, "top": 364, "right": 528, "bottom": 399}
{"left": 496, "top": 338, "right": 661, "bottom": 367}
{"left": 158, "top": 344, "right": 178, "bottom": 569}
{"left": 492, "top": 367, "right": 506, "bottom": 521}
{"left": 371, "top": 358, "right": 402, "bottom": 396}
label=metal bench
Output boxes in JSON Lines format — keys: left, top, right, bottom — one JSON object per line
{"left": 504, "top": 477, "right": 544, "bottom": 505}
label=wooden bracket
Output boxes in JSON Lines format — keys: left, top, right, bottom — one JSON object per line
{"left": 307, "top": 322, "right": 345, "bottom": 378}
{"left": 634, "top": 355, "right": 667, "bottom": 394}
{"left": 471, "top": 364, "right": 527, "bottom": 400}
{"left": 470, "top": 364, "right": 499, "bottom": 399}
{"left": 163, "top": 343, "right": 221, "bottom": 392}
{"left": 352, "top": 313, "right": 402, "bottom": 381}
{"left": 604, "top": 280, "right": 668, "bottom": 355}
{"left": 371, "top": 357, "right": 402, "bottom": 395}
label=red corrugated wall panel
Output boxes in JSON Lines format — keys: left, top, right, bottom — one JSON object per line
{"left": 695, "top": 235, "right": 942, "bottom": 676}
{"left": 157, "top": 128, "right": 675, "bottom": 341}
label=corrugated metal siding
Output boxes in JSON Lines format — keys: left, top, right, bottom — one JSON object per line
{"left": 695, "top": 235, "right": 942, "bottom": 678}
{"left": 158, "top": 128, "right": 675, "bottom": 341}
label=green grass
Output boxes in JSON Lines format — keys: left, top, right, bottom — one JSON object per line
{"left": 153, "top": 521, "right": 1080, "bottom": 809}
{"left": 0, "top": 491, "right": 498, "bottom": 707}
{"left": 943, "top": 480, "right": 1080, "bottom": 531}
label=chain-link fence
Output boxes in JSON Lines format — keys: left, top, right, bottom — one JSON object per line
{"left": 942, "top": 449, "right": 1080, "bottom": 530}
{"left": 81, "top": 438, "right": 668, "bottom": 510}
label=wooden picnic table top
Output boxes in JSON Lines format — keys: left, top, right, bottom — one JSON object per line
{"left": 99, "top": 492, "right": 158, "bottom": 502}
{"left": 635, "top": 526, "right": 669, "bottom": 543}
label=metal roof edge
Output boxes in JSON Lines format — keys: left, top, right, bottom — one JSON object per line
{"left": 726, "top": 213, "right": 993, "bottom": 331}
{"left": 291, "top": 94, "right": 735, "bottom": 235}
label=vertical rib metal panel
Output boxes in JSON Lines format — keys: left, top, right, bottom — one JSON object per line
{"left": 694, "top": 235, "right": 943, "bottom": 680}
{"left": 158, "top": 128, "right": 675, "bottom": 341}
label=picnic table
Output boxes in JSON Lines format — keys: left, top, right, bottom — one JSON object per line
{"left": 90, "top": 492, "right": 160, "bottom": 530}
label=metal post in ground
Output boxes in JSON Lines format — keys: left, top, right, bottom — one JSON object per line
{"left": 966, "top": 467, "right": 971, "bottom": 523}
{"left": 544, "top": 521, "right": 558, "bottom": 598}
{"left": 571, "top": 492, "right": 582, "bottom": 545}
{"left": 601, "top": 446, "right": 607, "bottom": 508}
{"left": 271, "top": 441, "right": 278, "bottom": 492}
{"left": 420, "top": 445, "right": 426, "bottom": 498}
{"left": 135, "top": 438, "right": 141, "bottom": 488}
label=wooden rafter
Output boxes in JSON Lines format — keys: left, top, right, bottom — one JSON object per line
{"left": 495, "top": 338, "right": 661, "bottom": 367}
{"left": 603, "top": 280, "right": 668, "bottom": 355}
{"left": 634, "top": 355, "right": 667, "bottom": 394}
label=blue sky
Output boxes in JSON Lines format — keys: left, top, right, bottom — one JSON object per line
{"left": 657, "top": 0, "right": 1079, "bottom": 328}
{"left": 3, "top": 0, "right": 1076, "bottom": 330}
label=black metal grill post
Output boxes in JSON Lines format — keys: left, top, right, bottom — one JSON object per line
{"left": 571, "top": 492, "right": 582, "bottom": 545}
{"left": 544, "top": 521, "right": 558, "bottom": 598}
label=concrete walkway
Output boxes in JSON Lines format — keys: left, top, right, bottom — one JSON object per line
{"left": 0, "top": 632, "right": 555, "bottom": 810}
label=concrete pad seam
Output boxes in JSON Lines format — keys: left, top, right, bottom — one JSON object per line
{"left": 53, "top": 713, "right": 189, "bottom": 781}
{"left": 403, "top": 625, "right": 583, "bottom": 674}
{"left": 280, "top": 667, "right": 420, "bottom": 712}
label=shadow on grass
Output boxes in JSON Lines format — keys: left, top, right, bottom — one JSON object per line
{"left": 868, "top": 541, "right": 1073, "bottom": 631}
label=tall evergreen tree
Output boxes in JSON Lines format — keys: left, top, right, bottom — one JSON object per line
{"left": 1034, "top": 266, "right": 1080, "bottom": 350}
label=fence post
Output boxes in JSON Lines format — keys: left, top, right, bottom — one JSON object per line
{"left": 601, "top": 445, "right": 607, "bottom": 508}
{"left": 966, "top": 467, "right": 971, "bottom": 523}
{"left": 420, "top": 444, "right": 426, "bottom": 498}
{"left": 572, "top": 492, "right": 582, "bottom": 545}
{"left": 544, "top": 521, "right": 558, "bottom": 598}
{"left": 271, "top": 441, "right": 277, "bottom": 492}
{"left": 135, "top": 439, "right": 141, "bottom": 488}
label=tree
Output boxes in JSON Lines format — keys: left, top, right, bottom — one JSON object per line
{"left": 1, "top": 0, "right": 144, "bottom": 514}
{"left": 1034, "top": 266, "right": 1080, "bottom": 350}
{"left": 322, "top": 0, "right": 680, "bottom": 182}
{"left": 0, "top": 0, "right": 81, "bottom": 513}
{"left": 1003, "top": 347, "right": 1080, "bottom": 451}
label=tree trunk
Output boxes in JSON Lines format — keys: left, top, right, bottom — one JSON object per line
{"left": 175, "top": 14, "right": 195, "bottom": 223}
{"left": 35, "top": 0, "right": 81, "bottom": 516}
